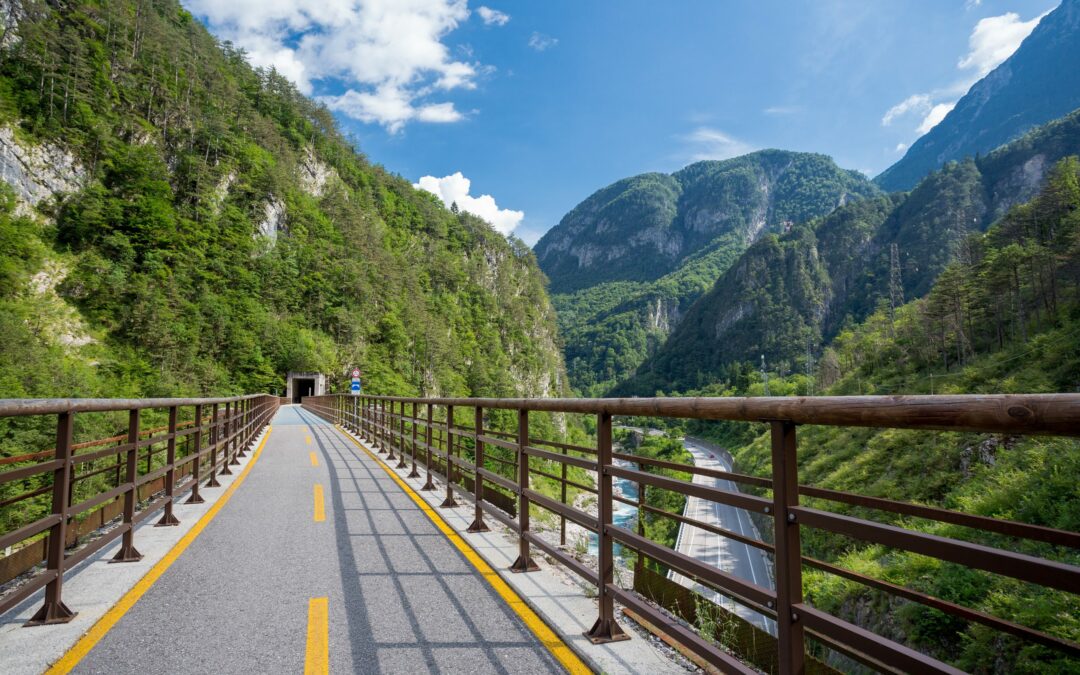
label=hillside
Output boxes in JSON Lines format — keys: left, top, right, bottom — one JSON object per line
{"left": 618, "top": 108, "right": 1080, "bottom": 396}
{"left": 687, "top": 159, "right": 1080, "bottom": 671}
{"left": 0, "top": 0, "right": 567, "bottom": 405}
{"left": 876, "top": 0, "right": 1080, "bottom": 192}
{"left": 538, "top": 151, "right": 880, "bottom": 394}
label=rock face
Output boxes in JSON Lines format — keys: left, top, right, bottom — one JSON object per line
{"left": 298, "top": 145, "right": 338, "bottom": 198}
{"left": 257, "top": 197, "right": 287, "bottom": 241}
{"left": 535, "top": 150, "right": 880, "bottom": 295}
{"left": 0, "top": 126, "right": 85, "bottom": 211}
{"left": 876, "top": 0, "right": 1080, "bottom": 191}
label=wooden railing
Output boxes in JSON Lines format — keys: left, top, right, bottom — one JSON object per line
{"left": 0, "top": 395, "right": 278, "bottom": 623}
{"left": 302, "top": 393, "right": 1080, "bottom": 675}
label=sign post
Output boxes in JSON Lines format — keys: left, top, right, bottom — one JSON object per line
{"left": 350, "top": 368, "right": 362, "bottom": 396}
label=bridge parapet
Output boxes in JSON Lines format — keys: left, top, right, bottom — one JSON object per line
{"left": 0, "top": 394, "right": 278, "bottom": 624}
{"left": 302, "top": 393, "right": 1080, "bottom": 675}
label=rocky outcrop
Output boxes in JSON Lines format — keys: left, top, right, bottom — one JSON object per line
{"left": 298, "top": 145, "right": 338, "bottom": 198}
{"left": 0, "top": 126, "right": 85, "bottom": 212}
{"left": 257, "top": 197, "right": 286, "bottom": 242}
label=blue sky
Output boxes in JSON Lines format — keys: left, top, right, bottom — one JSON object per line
{"left": 183, "top": 0, "right": 1058, "bottom": 245}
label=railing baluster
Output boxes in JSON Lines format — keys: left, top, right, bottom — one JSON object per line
{"left": 441, "top": 405, "right": 458, "bottom": 507}
{"left": 155, "top": 406, "right": 180, "bottom": 526}
{"left": 771, "top": 420, "right": 805, "bottom": 674}
{"left": 585, "top": 411, "right": 628, "bottom": 642}
{"left": 408, "top": 402, "right": 420, "bottom": 479}
{"left": 186, "top": 404, "right": 205, "bottom": 504}
{"left": 26, "top": 411, "right": 77, "bottom": 625}
{"left": 111, "top": 408, "right": 143, "bottom": 563}
{"left": 467, "top": 406, "right": 489, "bottom": 533}
{"left": 397, "top": 401, "right": 408, "bottom": 469}
{"left": 206, "top": 404, "right": 221, "bottom": 488}
{"left": 422, "top": 403, "right": 435, "bottom": 491}
{"left": 509, "top": 408, "right": 537, "bottom": 573}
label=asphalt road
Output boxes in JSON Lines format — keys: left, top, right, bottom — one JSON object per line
{"left": 668, "top": 439, "right": 776, "bottom": 635}
{"left": 73, "top": 406, "right": 565, "bottom": 674}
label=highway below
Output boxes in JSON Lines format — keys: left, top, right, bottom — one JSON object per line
{"left": 668, "top": 438, "right": 776, "bottom": 635}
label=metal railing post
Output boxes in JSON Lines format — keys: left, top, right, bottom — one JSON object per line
{"left": 378, "top": 400, "right": 387, "bottom": 454}
{"left": 509, "top": 408, "right": 537, "bottom": 572}
{"left": 396, "top": 401, "right": 408, "bottom": 469}
{"left": 585, "top": 411, "right": 628, "bottom": 642}
{"left": 206, "top": 404, "right": 221, "bottom": 488}
{"left": 26, "top": 411, "right": 77, "bottom": 625}
{"left": 408, "top": 401, "right": 420, "bottom": 478}
{"left": 186, "top": 404, "right": 205, "bottom": 504}
{"left": 155, "top": 406, "right": 180, "bottom": 526}
{"left": 421, "top": 403, "right": 435, "bottom": 491}
{"left": 227, "top": 401, "right": 241, "bottom": 469}
{"left": 560, "top": 445, "right": 568, "bottom": 546}
{"left": 772, "top": 420, "right": 805, "bottom": 674}
{"left": 467, "top": 406, "right": 489, "bottom": 532}
{"left": 111, "top": 409, "right": 143, "bottom": 562}
{"left": 237, "top": 399, "right": 249, "bottom": 457}
{"left": 219, "top": 402, "right": 234, "bottom": 475}
{"left": 440, "top": 405, "right": 458, "bottom": 507}
{"left": 386, "top": 400, "right": 397, "bottom": 461}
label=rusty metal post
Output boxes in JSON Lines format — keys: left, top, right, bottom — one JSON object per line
{"left": 397, "top": 401, "right": 408, "bottom": 469}
{"left": 467, "top": 406, "right": 489, "bottom": 532}
{"left": 186, "top": 404, "right": 205, "bottom": 504}
{"left": 408, "top": 402, "right": 421, "bottom": 478}
{"left": 237, "top": 399, "right": 249, "bottom": 457}
{"left": 585, "top": 411, "right": 628, "bottom": 642}
{"left": 635, "top": 480, "right": 645, "bottom": 579}
{"left": 772, "top": 420, "right": 805, "bottom": 674}
{"left": 386, "top": 400, "right": 397, "bottom": 461}
{"left": 509, "top": 408, "right": 537, "bottom": 572}
{"left": 206, "top": 404, "right": 221, "bottom": 488}
{"left": 155, "top": 406, "right": 180, "bottom": 526}
{"left": 111, "top": 409, "right": 143, "bottom": 563}
{"left": 26, "top": 412, "right": 77, "bottom": 625}
{"left": 228, "top": 401, "right": 241, "bottom": 468}
{"left": 422, "top": 403, "right": 436, "bottom": 491}
{"left": 560, "top": 445, "right": 568, "bottom": 546}
{"left": 220, "top": 402, "right": 234, "bottom": 475}
{"left": 440, "top": 404, "right": 458, "bottom": 508}
{"left": 378, "top": 400, "right": 387, "bottom": 454}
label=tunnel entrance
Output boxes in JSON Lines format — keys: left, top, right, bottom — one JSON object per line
{"left": 292, "top": 378, "right": 315, "bottom": 404}
{"left": 285, "top": 371, "right": 327, "bottom": 403}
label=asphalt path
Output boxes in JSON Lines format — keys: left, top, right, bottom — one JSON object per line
{"left": 73, "top": 406, "right": 565, "bottom": 674}
{"left": 668, "top": 439, "right": 776, "bottom": 635}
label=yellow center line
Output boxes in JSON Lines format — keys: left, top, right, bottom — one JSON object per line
{"left": 46, "top": 427, "right": 274, "bottom": 675}
{"left": 309, "top": 451, "right": 319, "bottom": 467}
{"left": 305, "top": 434, "right": 312, "bottom": 445}
{"left": 336, "top": 425, "right": 591, "bottom": 675}
{"left": 304, "top": 597, "right": 329, "bottom": 675}
{"left": 313, "top": 483, "right": 325, "bottom": 522}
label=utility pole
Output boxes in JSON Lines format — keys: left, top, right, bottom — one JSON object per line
{"left": 761, "top": 354, "right": 770, "bottom": 396}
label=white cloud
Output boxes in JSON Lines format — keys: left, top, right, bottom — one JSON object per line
{"left": 894, "top": 142, "right": 908, "bottom": 153}
{"left": 764, "top": 105, "right": 801, "bottom": 116}
{"left": 182, "top": 0, "right": 486, "bottom": 133}
{"left": 917, "top": 102, "right": 957, "bottom": 135}
{"left": 682, "top": 127, "right": 756, "bottom": 162}
{"left": 414, "top": 172, "right": 524, "bottom": 235}
{"left": 958, "top": 11, "right": 1048, "bottom": 77}
{"left": 528, "top": 32, "right": 558, "bottom": 51}
{"left": 881, "top": 8, "right": 1046, "bottom": 141}
{"left": 965, "top": 0, "right": 982, "bottom": 9}
{"left": 477, "top": 6, "right": 510, "bottom": 26}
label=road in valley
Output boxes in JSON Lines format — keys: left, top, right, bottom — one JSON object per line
{"left": 668, "top": 438, "right": 776, "bottom": 635}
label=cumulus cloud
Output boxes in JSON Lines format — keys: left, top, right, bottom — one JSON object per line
{"left": 414, "top": 172, "right": 524, "bottom": 235}
{"left": 477, "top": 6, "right": 510, "bottom": 26}
{"left": 958, "top": 11, "right": 1049, "bottom": 77}
{"left": 881, "top": 8, "right": 1046, "bottom": 140}
{"left": 528, "top": 32, "right": 559, "bottom": 51}
{"left": 182, "top": 0, "right": 507, "bottom": 133}
{"left": 682, "top": 127, "right": 756, "bottom": 162}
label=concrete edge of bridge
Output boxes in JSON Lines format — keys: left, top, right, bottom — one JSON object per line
{"left": 0, "top": 426, "right": 273, "bottom": 675}
{"left": 334, "top": 424, "right": 691, "bottom": 675}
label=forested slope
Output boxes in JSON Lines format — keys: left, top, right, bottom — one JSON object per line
{"left": 0, "top": 0, "right": 567, "bottom": 407}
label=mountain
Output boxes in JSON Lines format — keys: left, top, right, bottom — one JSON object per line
{"left": 618, "top": 107, "right": 1080, "bottom": 395}
{"left": 876, "top": 0, "right": 1080, "bottom": 192}
{"left": 535, "top": 151, "right": 880, "bottom": 295}
{"left": 0, "top": 0, "right": 567, "bottom": 403}
{"left": 538, "top": 151, "right": 880, "bottom": 394}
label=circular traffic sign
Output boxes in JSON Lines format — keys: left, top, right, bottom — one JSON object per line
{"left": 351, "top": 368, "right": 361, "bottom": 378}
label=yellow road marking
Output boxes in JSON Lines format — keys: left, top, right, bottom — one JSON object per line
{"left": 310, "top": 451, "right": 319, "bottom": 467}
{"left": 313, "top": 483, "right": 325, "bottom": 522}
{"left": 304, "top": 597, "right": 329, "bottom": 675}
{"left": 46, "top": 427, "right": 274, "bottom": 674}
{"left": 337, "top": 426, "right": 591, "bottom": 675}
{"left": 305, "top": 434, "right": 312, "bottom": 445}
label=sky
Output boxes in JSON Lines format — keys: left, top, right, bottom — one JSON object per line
{"left": 182, "top": 0, "right": 1059, "bottom": 245}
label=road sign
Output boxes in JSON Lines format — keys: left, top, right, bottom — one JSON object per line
{"left": 350, "top": 380, "right": 361, "bottom": 395}
{"left": 351, "top": 368, "right": 361, "bottom": 379}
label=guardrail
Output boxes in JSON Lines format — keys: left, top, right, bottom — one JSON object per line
{"left": 302, "top": 393, "right": 1080, "bottom": 675}
{"left": 0, "top": 395, "right": 278, "bottom": 623}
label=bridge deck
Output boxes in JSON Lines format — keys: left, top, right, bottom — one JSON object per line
{"left": 70, "top": 406, "right": 566, "bottom": 674}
